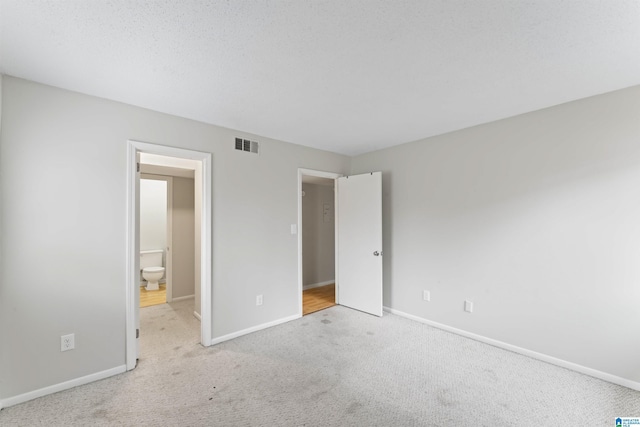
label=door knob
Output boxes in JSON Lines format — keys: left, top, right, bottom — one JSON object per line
{"left": 373, "top": 251, "right": 381, "bottom": 256}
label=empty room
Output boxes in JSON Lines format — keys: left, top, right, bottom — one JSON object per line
{"left": 1, "top": 1, "right": 639, "bottom": 425}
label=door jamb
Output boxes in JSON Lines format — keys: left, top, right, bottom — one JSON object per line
{"left": 126, "top": 140, "right": 212, "bottom": 370}
{"left": 297, "top": 168, "right": 342, "bottom": 317}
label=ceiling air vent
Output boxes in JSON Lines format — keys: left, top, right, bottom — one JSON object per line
{"left": 235, "top": 137, "right": 259, "bottom": 155}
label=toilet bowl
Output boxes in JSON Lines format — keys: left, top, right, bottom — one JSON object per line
{"left": 140, "top": 249, "right": 165, "bottom": 291}
{"left": 142, "top": 266, "right": 165, "bottom": 291}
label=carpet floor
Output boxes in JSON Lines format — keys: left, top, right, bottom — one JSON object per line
{"left": 1, "top": 299, "right": 639, "bottom": 426}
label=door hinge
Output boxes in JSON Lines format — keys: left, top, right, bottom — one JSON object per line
{"left": 136, "top": 328, "right": 140, "bottom": 338}
{"left": 137, "top": 162, "right": 140, "bottom": 173}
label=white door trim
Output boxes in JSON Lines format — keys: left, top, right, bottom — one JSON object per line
{"left": 126, "top": 140, "right": 213, "bottom": 370}
{"left": 297, "top": 168, "right": 342, "bottom": 317}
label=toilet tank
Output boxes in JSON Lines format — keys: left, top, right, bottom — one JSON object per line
{"left": 140, "top": 249, "right": 163, "bottom": 269}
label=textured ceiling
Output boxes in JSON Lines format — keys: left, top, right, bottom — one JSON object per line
{"left": 1, "top": 1, "right": 639, "bottom": 156}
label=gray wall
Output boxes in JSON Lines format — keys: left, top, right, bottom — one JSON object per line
{"left": 0, "top": 75, "right": 5, "bottom": 398}
{"left": 2, "top": 74, "right": 639, "bottom": 401}
{"left": 0, "top": 76, "right": 350, "bottom": 399}
{"left": 351, "top": 85, "right": 640, "bottom": 383}
{"left": 172, "top": 176, "right": 195, "bottom": 299}
{"left": 302, "top": 183, "right": 335, "bottom": 286}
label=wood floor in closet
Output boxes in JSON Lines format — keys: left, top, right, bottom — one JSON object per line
{"left": 303, "top": 283, "right": 336, "bottom": 315}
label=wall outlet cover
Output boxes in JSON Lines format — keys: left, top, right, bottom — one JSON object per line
{"left": 61, "top": 333, "right": 75, "bottom": 351}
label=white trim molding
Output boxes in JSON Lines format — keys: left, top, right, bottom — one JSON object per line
{"left": 172, "top": 294, "right": 195, "bottom": 302}
{"left": 0, "top": 365, "right": 126, "bottom": 410}
{"left": 210, "top": 314, "right": 299, "bottom": 346}
{"left": 383, "top": 306, "right": 640, "bottom": 392}
{"left": 303, "top": 280, "right": 335, "bottom": 290}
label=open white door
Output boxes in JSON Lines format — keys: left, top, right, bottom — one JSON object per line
{"left": 337, "top": 171, "right": 383, "bottom": 316}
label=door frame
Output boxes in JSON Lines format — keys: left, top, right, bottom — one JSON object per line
{"left": 297, "top": 168, "right": 342, "bottom": 317}
{"left": 126, "top": 140, "right": 213, "bottom": 370}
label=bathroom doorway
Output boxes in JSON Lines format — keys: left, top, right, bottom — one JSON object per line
{"left": 139, "top": 167, "right": 198, "bottom": 308}
{"left": 139, "top": 175, "right": 170, "bottom": 307}
{"left": 126, "top": 140, "right": 213, "bottom": 370}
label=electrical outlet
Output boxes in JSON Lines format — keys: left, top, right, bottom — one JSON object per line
{"left": 422, "top": 290, "right": 430, "bottom": 302}
{"left": 256, "top": 295, "right": 263, "bottom": 306}
{"left": 464, "top": 300, "right": 474, "bottom": 313}
{"left": 61, "top": 333, "right": 75, "bottom": 351}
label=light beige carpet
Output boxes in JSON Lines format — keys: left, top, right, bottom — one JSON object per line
{"left": 1, "top": 299, "right": 639, "bottom": 426}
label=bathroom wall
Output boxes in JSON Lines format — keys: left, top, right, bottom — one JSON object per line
{"left": 302, "top": 183, "right": 335, "bottom": 287}
{"left": 172, "top": 176, "right": 195, "bottom": 299}
{"left": 140, "top": 178, "right": 167, "bottom": 253}
{"left": 194, "top": 163, "right": 202, "bottom": 317}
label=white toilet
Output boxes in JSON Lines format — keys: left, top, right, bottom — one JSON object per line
{"left": 140, "top": 249, "right": 165, "bottom": 291}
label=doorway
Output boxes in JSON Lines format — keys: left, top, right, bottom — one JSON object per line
{"left": 298, "top": 169, "right": 384, "bottom": 319}
{"left": 298, "top": 169, "right": 342, "bottom": 316}
{"left": 139, "top": 175, "right": 171, "bottom": 307}
{"left": 140, "top": 164, "right": 198, "bottom": 307}
{"left": 126, "top": 140, "right": 212, "bottom": 370}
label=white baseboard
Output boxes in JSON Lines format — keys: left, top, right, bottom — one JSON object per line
{"left": 193, "top": 311, "right": 201, "bottom": 321}
{"left": 0, "top": 365, "right": 126, "bottom": 410}
{"left": 172, "top": 294, "right": 194, "bottom": 302}
{"left": 210, "top": 313, "right": 300, "bottom": 346}
{"left": 303, "top": 280, "right": 335, "bottom": 290}
{"left": 383, "top": 306, "right": 640, "bottom": 392}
